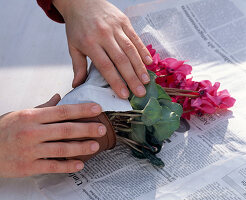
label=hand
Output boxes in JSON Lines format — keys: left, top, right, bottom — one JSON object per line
{"left": 53, "top": 0, "right": 153, "bottom": 98}
{"left": 0, "top": 94, "right": 106, "bottom": 178}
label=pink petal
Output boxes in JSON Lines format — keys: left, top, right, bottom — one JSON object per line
{"left": 200, "top": 80, "right": 212, "bottom": 88}
{"left": 178, "top": 64, "right": 192, "bottom": 75}
{"left": 219, "top": 97, "right": 236, "bottom": 109}
{"left": 217, "top": 90, "right": 236, "bottom": 108}
{"left": 217, "top": 89, "right": 230, "bottom": 97}
{"left": 146, "top": 44, "right": 156, "bottom": 57}
{"left": 205, "top": 93, "right": 220, "bottom": 106}
{"left": 199, "top": 104, "right": 216, "bottom": 114}
{"left": 191, "top": 98, "right": 202, "bottom": 107}
{"left": 163, "top": 58, "right": 177, "bottom": 65}
{"left": 169, "top": 60, "right": 185, "bottom": 70}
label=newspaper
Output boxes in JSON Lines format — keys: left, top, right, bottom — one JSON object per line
{"left": 34, "top": 0, "right": 246, "bottom": 199}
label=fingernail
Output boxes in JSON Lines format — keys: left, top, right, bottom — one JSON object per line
{"left": 145, "top": 55, "right": 153, "bottom": 64}
{"left": 136, "top": 85, "right": 146, "bottom": 96}
{"left": 121, "top": 88, "right": 129, "bottom": 98}
{"left": 91, "top": 142, "right": 99, "bottom": 152}
{"left": 76, "top": 163, "right": 84, "bottom": 170}
{"left": 142, "top": 73, "right": 150, "bottom": 83}
{"left": 91, "top": 105, "right": 101, "bottom": 114}
{"left": 98, "top": 126, "right": 106, "bottom": 136}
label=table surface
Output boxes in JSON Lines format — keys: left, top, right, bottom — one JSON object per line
{"left": 0, "top": 0, "right": 150, "bottom": 199}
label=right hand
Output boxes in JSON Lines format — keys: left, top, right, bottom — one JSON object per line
{"left": 0, "top": 94, "right": 106, "bottom": 178}
{"left": 53, "top": 0, "right": 153, "bottom": 98}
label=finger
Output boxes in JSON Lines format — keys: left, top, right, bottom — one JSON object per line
{"left": 69, "top": 45, "right": 88, "bottom": 88}
{"left": 33, "top": 103, "right": 102, "bottom": 124}
{"left": 37, "top": 122, "right": 106, "bottom": 142}
{"left": 122, "top": 22, "right": 153, "bottom": 65}
{"left": 35, "top": 94, "right": 61, "bottom": 108}
{"left": 102, "top": 38, "right": 146, "bottom": 97}
{"left": 32, "top": 159, "right": 84, "bottom": 174}
{"left": 35, "top": 141, "right": 100, "bottom": 158}
{"left": 114, "top": 29, "right": 150, "bottom": 84}
{"left": 89, "top": 45, "right": 130, "bottom": 99}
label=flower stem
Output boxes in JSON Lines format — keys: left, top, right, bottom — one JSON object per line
{"left": 113, "top": 123, "right": 130, "bottom": 129}
{"left": 117, "top": 136, "right": 155, "bottom": 152}
{"left": 127, "top": 110, "right": 143, "bottom": 114}
{"left": 117, "top": 136, "right": 143, "bottom": 154}
{"left": 108, "top": 113, "right": 142, "bottom": 118}
{"left": 129, "top": 121, "right": 144, "bottom": 125}
{"left": 163, "top": 87, "right": 198, "bottom": 93}
{"left": 114, "top": 127, "right": 132, "bottom": 133}
{"left": 167, "top": 92, "right": 199, "bottom": 98}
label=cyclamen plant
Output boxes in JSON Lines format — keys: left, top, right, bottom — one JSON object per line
{"left": 106, "top": 70, "right": 182, "bottom": 167}
{"left": 104, "top": 45, "right": 236, "bottom": 167}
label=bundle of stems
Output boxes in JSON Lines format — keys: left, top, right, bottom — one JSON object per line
{"left": 106, "top": 111, "right": 158, "bottom": 154}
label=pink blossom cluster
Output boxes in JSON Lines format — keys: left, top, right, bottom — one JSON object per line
{"left": 146, "top": 45, "right": 236, "bottom": 119}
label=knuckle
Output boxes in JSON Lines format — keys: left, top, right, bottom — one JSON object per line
{"left": 95, "top": 22, "right": 111, "bottom": 36}
{"left": 77, "top": 103, "right": 91, "bottom": 114}
{"left": 129, "top": 75, "right": 138, "bottom": 83}
{"left": 111, "top": 78, "right": 125, "bottom": 89}
{"left": 114, "top": 53, "right": 128, "bottom": 65}
{"left": 119, "top": 15, "right": 129, "bottom": 24}
{"left": 122, "top": 40, "right": 135, "bottom": 53}
{"left": 87, "top": 124, "right": 98, "bottom": 136}
{"left": 83, "top": 35, "right": 94, "bottom": 46}
{"left": 80, "top": 144, "right": 90, "bottom": 155}
{"left": 57, "top": 105, "right": 69, "bottom": 120}
{"left": 140, "top": 45, "right": 148, "bottom": 52}
{"left": 131, "top": 33, "right": 140, "bottom": 42}
{"left": 127, "top": 75, "right": 139, "bottom": 86}
{"left": 99, "top": 60, "right": 113, "bottom": 72}
{"left": 61, "top": 123, "right": 73, "bottom": 138}
{"left": 17, "top": 110, "right": 34, "bottom": 121}
{"left": 54, "top": 144, "right": 67, "bottom": 157}
{"left": 138, "top": 68, "right": 148, "bottom": 76}
{"left": 49, "top": 161, "right": 59, "bottom": 172}
{"left": 64, "top": 163, "right": 73, "bottom": 173}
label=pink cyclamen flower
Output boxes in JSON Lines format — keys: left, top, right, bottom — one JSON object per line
{"left": 146, "top": 45, "right": 156, "bottom": 57}
{"left": 145, "top": 44, "right": 236, "bottom": 119}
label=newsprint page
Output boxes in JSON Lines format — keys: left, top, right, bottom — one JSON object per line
{"left": 35, "top": 0, "right": 246, "bottom": 199}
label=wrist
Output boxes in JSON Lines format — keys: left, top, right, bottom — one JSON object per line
{"left": 52, "top": 0, "right": 71, "bottom": 20}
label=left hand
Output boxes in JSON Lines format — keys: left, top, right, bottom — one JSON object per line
{"left": 52, "top": 0, "right": 153, "bottom": 99}
{"left": 0, "top": 94, "right": 105, "bottom": 177}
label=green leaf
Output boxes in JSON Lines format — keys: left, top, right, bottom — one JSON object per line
{"left": 141, "top": 97, "right": 162, "bottom": 126}
{"left": 129, "top": 124, "right": 146, "bottom": 144}
{"left": 158, "top": 99, "right": 183, "bottom": 117}
{"left": 130, "top": 71, "right": 158, "bottom": 110}
{"left": 153, "top": 106, "right": 180, "bottom": 142}
{"left": 156, "top": 84, "right": 172, "bottom": 101}
{"left": 147, "top": 70, "right": 157, "bottom": 79}
{"left": 146, "top": 125, "right": 154, "bottom": 133}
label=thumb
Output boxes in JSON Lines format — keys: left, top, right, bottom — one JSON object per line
{"left": 35, "top": 94, "right": 61, "bottom": 108}
{"left": 69, "top": 46, "right": 87, "bottom": 88}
